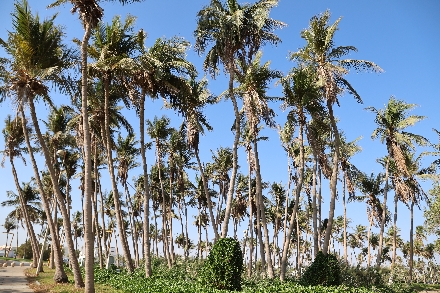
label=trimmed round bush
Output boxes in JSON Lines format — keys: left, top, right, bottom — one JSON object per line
{"left": 200, "top": 237, "right": 243, "bottom": 291}
{"left": 300, "top": 251, "right": 341, "bottom": 286}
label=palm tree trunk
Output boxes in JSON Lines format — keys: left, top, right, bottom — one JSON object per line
{"left": 19, "top": 105, "right": 68, "bottom": 283}
{"left": 367, "top": 212, "right": 372, "bottom": 268}
{"left": 139, "top": 92, "right": 152, "bottom": 276}
{"left": 312, "top": 156, "right": 318, "bottom": 257}
{"left": 323, "top": 103, "right": 341, "bottom": 255}
{"left": 195, "top": 149, "right": 219, "bottom": 241}
{"left": 9, "top": 157, "right": 40, "bottom": 267}
{"left": 318, "top": 166, "right": 322, "bottom": 251}
{"left": 280, "top": 121, "right": 305, "bottom": 281}
{"left": 343, "top": 176, "right": 348, "bottom": 264}
{"left": 376, "top": 158, "right": 389, "bottom": 267}
{"left": 80, "top": 21, "right": 95, "bottom": 292}
{"left": 247, "top": 159, "right": 254, "bottom": 277}
{"left": 409, "top": 200, "right": 414, "bottom": 283}
{"left": 93, "top": 143, "right": 104, "bottom": 269}
{"left": 103, "top": 76, "right": 134, "bottom": 273}
{"left": 221, "top": 65, "right": 239, "bottom": 238}
{"left": 253, "top": 135, "right": 274, "bottom": 278}
{"left": 28, "top": 97, "right": 84, "bottom": 287}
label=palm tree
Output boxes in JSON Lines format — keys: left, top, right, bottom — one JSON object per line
{"left": 126, "top": 34, "right": 195, "bottom": 276}
{"left": 0, "top": 0, "right": 78, "bottom": 284}
{"left": 279, "top": 65, "right": 323, "bottom": 280}
{"left": 147, "top": 115, "right": 172, "bottom": 267}
{"left": 195, "top": 0, "right": 284, "bottom": 238}
{"left": 88, "top": 15, "right": 142, "bottom": 273}
{"left": 292, "top": 10, "right": 382, "bottom": 255}
{"left": 234, "top": 51, "right": 281, "bottom": 278}
{"left": 178, "top": 77, "right": 219, "bottom": 242}
{"left": 2, "top": 217, "right": 17, "bottom": 257}
{"left": 367, "top": 96, "right": 428, "bottom": 267}
{"left": 1, "top": 115, "right": 41, "bottom": 267}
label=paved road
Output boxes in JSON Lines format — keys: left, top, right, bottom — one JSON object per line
{"left": 0, "top": 262, "right": 33, "bottom": 293}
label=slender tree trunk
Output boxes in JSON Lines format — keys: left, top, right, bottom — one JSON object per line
{"left": 323, "top": 103, "right": 341, "bottom": 255}
{"left": 20, "top": 105, "right": 68, "bottom": 283}
{"left": 28, "top": 98, "right": 84, "bottom": 287}
{"left": 80, "top": 21, "right": 95, "bottom": 292}
{"left": 376, "top": 158, "right": 389, "bottom": 267}
{"left": 221, "top": 65, "right": 239, "bottom": 238}
{"left": 280, "top": 121, "right": 305, "bottom": 281}
{"left": 9, "top": 157, "right": 40, "bottom": 267}
{"left": 343, "top": 176, "right": 348, "bottom": 264}
{"left": 139, "top": 93, "right": 152, "bottom": 277}
{"left": 103, "top": 76, "right": 134, "bottom": 272}
{"left": 312, "top": 156, "right": 318, "bottom": 257}
{"left": 93, "top": 143, "right": 104, "bottom": 269}
{"left": 253, "top": 135, "right": 274, "bottom": 278}
{"left": 409, "top": 200, "right": 414, "bottom": 283}
{"left": 367, "top": 212, "right": 372, "bottom": 268}
{"left": 247, "top": 160, "right": 254, "bottom": 277}
{"left": 195, "top": 150, "right": 219, "bottom": 241}
{"left": 318, "top": 167, "right": 322, "bottom": 251}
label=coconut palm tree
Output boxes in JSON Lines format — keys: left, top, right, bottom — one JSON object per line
{"left": 147, "top": 115, "right": 173, "bottom": 266}
{"left": 124, "top": 34, "right": 195, "bottom": 275}
{"left": 279, "top": 64, "right": 323, "bottom": 280}
{"left": 292, "top": 10, "right": 382, "bottom": 255}
{"left": 195, "top": 0, "right": 284, "bottom": 238}
{"left": 2, "top": 217, "right": 17, "bottom": 257}
{"left": 115, "top": 133, "right": 140, "bottom": 265}
{"left": 367, "top": 96, "right": 428, "bottom": 267}
{"left": 0, "top": 0, "right": 80, "bottom": 285}
{"left": 87, "top": 15, "right": 143, "bottom": 273}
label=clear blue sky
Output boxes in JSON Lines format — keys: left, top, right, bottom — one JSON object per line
{"left": 0, "top": 0, "right": 439, "bottom": 253}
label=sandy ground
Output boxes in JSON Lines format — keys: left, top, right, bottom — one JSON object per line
{"left": 0, "top": 261, "right": 33, "bottom": 293}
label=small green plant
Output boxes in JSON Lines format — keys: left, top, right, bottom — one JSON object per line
{"left": 300, "top": 251, "right": 341, "bottom": 286}
{"left": 199, "top": 237, "right": 243, "bottom": 291}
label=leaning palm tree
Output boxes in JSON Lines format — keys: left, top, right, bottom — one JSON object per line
{"left": 194, "top": 0, "right": 284, "bottom": 238}
{"left": 0, "top": 0, "right": 79, "bottom": 285}
{"left": 367, "top": 96, "right": 428, "bottom": 267}
{"left": 2, "top": 217, "right": 17, "bottom": 258}
{"left": 1, "top": 115, "right": 41, "bottom": 267}
{"left": 292, "top": 10, "right": 382, "bottom": 255}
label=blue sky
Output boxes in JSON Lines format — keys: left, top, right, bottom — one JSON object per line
{"left": 0, "top": 0, "right": 439, "bottom": 255}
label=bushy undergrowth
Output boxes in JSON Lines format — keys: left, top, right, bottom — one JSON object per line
{"left": 300, "top": 251, "right": 341, "bottom": 286}
{"left": 91, "top": 258, "right": 414, "bottom": 293}
{"left": 199, "top": 237, "right": 243, "bottom": 291}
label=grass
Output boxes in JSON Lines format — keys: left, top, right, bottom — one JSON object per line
{"left": 1, "top": 256, "right": 33, "bottom": 262}
{"left": 25, "top": 266, "right": 124, "bottom": 293}
{"left": 410, "top": 283, "right": 440, "bottom": 292}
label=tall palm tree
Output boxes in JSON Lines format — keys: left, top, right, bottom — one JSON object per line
{"left": 194, "top": 0, "right": 284, "bottom": 238}
{"left": 147, "top": 115, "right": 172, "bottom": 267}
{"left": 178, "top": 77, "right": 219, "bottom": 242}
{"left": 279, "top": 65, "right": 323, "bottom": 280}
{"left": 367, "top": 96, "right": 428, "bottom": 267}
{"left": 0, "top": 0, "right": 79, "bottom": 285}
{"left": 235, "top": 51, "right": 281, "bottom": 278}
{"left": 1, "top": 115, "right": 41, "bottom": 267}
{"left": 88, "top": 15, "right": 142, "bottom": 272}
{"left": 292, "top": 10, "right": 382, "bottom": 254}
{"left": 116, "top": 133, "right": 140, "bottom": 266}
{"left": 127, "top": 34, "right": 195, "bottom": 276}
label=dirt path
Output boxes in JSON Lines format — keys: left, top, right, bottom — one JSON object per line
{"left": 0, "top": 262, "right": 33, "bottom": 293}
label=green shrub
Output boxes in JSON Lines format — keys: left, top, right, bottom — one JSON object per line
{"left": 199, "top": 237, "right": 243, "bottom": 291}
{"left": 300, "top": 251, "right": 341, "bottom": 286}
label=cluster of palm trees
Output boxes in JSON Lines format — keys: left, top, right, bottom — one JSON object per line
{"left": 1, "top": 0, "right": 439, "bottom": 292}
